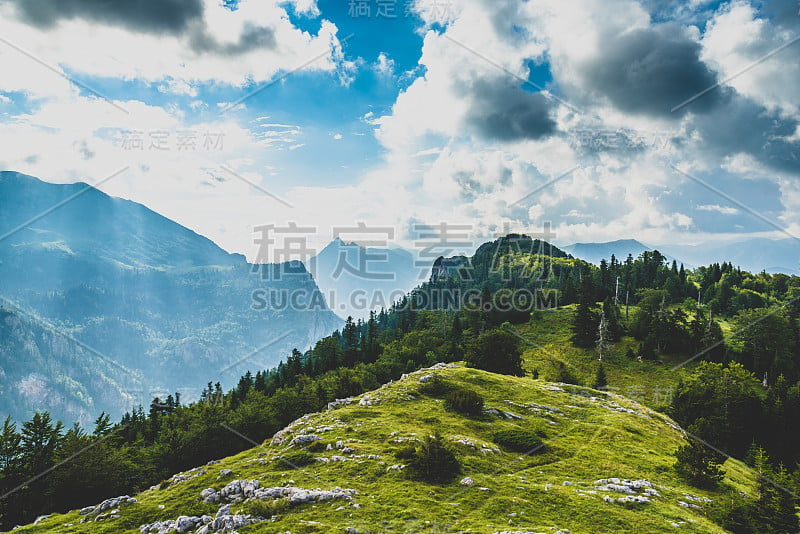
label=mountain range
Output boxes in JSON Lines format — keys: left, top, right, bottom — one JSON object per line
{"left": 564, "top": 238, "right": 800, "bottom": 274}
{"left": 0, "top": 171, "right": 342, "bottom": 425}
{"left": 659, "top": 238, "right": 800, "bottom": 275}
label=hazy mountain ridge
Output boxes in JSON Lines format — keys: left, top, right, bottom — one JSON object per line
{"left": 0, "top": 172, "right": 342, "bottom": 424}
{"left": 309, "top": 237, "right": 420, "bottom": 319}
{"left": 0, "top": 171, "right": 243, "bottom": 272}
{"left": 563, "top": 239, "right": 660, "bottom": 266}
{"left": 660, "top": 238, "right": 800, "bottom": 275}
{"left": 0, "top": 308, "right": 137, "bottom": 426}
{"left": 564, "top": 237, "right": 800, "bottom": 275}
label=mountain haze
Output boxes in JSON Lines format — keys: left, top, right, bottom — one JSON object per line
{"left": 563, "top": 239, "right": 655, "bottom": 265}
{"left": 309, "top": 237, "right": 420, "bottom": 320}
{"left": 659, "top": 237, "right": 800, "bottom": 275}
{"left": 0, "top": 172, "right": 342, "bottom": 425}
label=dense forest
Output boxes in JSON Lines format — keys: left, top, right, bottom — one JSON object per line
{"left": 2, "top": 235, "right": 800, "bottom": 533}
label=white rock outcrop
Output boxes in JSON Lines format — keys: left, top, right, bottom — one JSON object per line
{"left": 200, "top": 480, "right": 357, "bottom": 507}
{"left": 139, "top": 504, "right": 262, "bottom": 534}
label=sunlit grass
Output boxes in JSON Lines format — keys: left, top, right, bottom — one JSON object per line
{"left": 13, "top": 363, "right": 746, "bottom": 534}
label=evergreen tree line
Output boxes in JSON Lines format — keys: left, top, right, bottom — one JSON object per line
{"left": 0, "top": 306, "right": 508, "bottom": 528}
{"left": 671, "top": 361, "right": 800, "bottom": 533}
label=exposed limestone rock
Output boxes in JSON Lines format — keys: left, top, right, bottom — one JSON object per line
{"left": 200, "top": 479, "right": 357, "bottom": 507}
{"left": 139, "top": 504, "right": 262, "bottom": 534}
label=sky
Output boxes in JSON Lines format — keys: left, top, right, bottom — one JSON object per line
{"left": 0, "top": 0, "right": 799, "bottom": 261}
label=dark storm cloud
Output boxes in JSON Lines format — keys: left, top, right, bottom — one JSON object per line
{"left": 578, "top": 9, "right": 799, "bottom": 173}
{"left": 9, "top": 0, "right": 204, "bottom": 34}
{"left": 188, "top": 24, "right": 276, "bottom": 56}
{"left": 8, "top": 0, "right": 276, "bottom": 56}
{"left": 461, "top": 78, "right": 557, "bottom": 141}
{"left": 690, "top": 89, "right": 800, "bottom": 173}
{"left": 585, "top": 23, "right": 721, "bottom": 117}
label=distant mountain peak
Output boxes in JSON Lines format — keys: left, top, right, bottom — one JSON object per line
{"left": 563, "top": 239, "right": 667, "bottom": 265}
{"left": 568, "top": 238, "right": 649, "bottom": 249}
{"left": 0, "top": 171, "right": 241, "bottom": 271}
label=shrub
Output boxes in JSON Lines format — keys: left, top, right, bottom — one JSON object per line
{"left": 394, "top": 445, "right": 416, "bottom": 460}
{"left": 492, "top": 428, "right": 544, "bottom": 453}
{"left": 274, "top": 450, "right": 316, "bottom": 469}
{"left": 674, "top": 439, "right": 724, "bottom": 489}
{"left": 418, "top": 374, "right": 452, "bottom": 396}
{"left": 444, "top": 388, "right": 484, "bottom": 416}
{"left": 405, "top": 433, "right": 460, "bottom": 483}
{"left": 247, "top": 497, "right": 291, "bottom": 517}
{"left": 464, "top": 329, "right": 524, "bottom": 376}
{"left": 551, "top": 360, "right": 582, "bottom": 385}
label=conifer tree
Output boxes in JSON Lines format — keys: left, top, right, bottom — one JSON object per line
{"left": 593, "top": 362, "right": 608, "bottom": 390}
{"left": 0, "top": 416, "right": 20, "bottom": 471}
{"left": 93, "top": 412, "right": 113, "bottom": 437}
{"left": 572, "top": 264, "right": 598, "bottom": 348}
{"left": 674, "top": 429, "right": 725, "bottom": 489}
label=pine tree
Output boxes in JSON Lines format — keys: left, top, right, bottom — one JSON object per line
{"left": 254, "top": 371, "right": 267, "bottom": 392}
{"left": 572, "top": 264, "right": 598, "bottom": 348}
{"left": 598, "top": 259, "right": 610, "bottom": 300}
{"left": 675, "top": 423, "right": 725, "bottom": 489}
{"left": 593, "top": 362, "right": 608, "bottom": 390}
{"left": 286, "top": 349, "right": 303, "bottom": 383}
{"left": 342, "top": 316, "right": 360, "bottom": 365}
{"left": 602, "top": 298, "right": 623, "bottom": 340}
{"left": 20, "top": 412, "right": 63, "bottom": 474}
{"left": 0, "top": 416, "right": 21, "bottom": 471}
{"left": 366, "top": 310, "right": 379, "bottom": 361}
{"left": 451, "top": 313, "right": 462, "bottom": 340}
{"left": 750, "top": 446, "right": 799, "bottom": 533}
{"left": 238, "top": 371, "right": 254, "bottom": 398}
{"left": 93, "top": 412, "right": 113, "bottom": 437}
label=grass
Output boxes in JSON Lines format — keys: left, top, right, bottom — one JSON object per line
{"left": 518, "top": 305, "right": 703, "bottom": 410}
{"left": 10, "top": 362, "right": 750, "bottom": 534}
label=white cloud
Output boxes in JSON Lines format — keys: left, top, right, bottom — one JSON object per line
{"left": 697, "top": 204, "right": 739, "bottom": 215}
{"left": 0, "top": 0, "right": 345, "bottom": 94}
{"left": 1, "top": 0, "right": 796, "bottom": 258}
{"left": 702, "top": 1, "right": 800, "bottom": 116}
{"left": 158, "top": 79, "right": 199, "bottom": 98}
{"left": 374, "top": 52, "right": 395, "bottom": 77}
{"left": 288, "top": 0, "right": 321, "bottom": 17}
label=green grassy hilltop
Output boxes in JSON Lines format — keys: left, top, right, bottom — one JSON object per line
{"left": 13, "top": 363, "right": 749, "bottom": 534}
